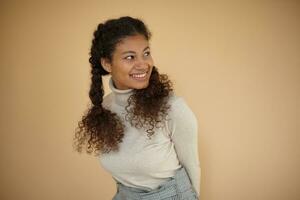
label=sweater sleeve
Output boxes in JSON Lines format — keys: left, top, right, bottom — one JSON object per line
{"left": 168, "top": 97, "right": 201, "bottom": 198}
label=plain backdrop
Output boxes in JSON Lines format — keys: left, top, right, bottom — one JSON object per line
{"left": 1, "top": 0, "right": 299, "bottom": 200}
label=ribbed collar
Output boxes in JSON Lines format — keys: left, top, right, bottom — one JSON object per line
{"left": 108, "top": 77, "right": 134, "bottom": 106}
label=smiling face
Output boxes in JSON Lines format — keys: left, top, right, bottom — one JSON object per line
{"left": 101, "top": 34, "right": 154, "bottom": 90}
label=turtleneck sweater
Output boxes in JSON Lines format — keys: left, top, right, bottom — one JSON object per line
{"left": 99, "top": 77, "right": 200, "bottom": 197}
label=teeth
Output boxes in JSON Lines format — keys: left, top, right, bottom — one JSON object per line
{"left": 131, "top": 73, "right": 147, "bottom": 78}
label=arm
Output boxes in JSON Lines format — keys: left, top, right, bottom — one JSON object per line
{"left": 168, "top": 97, "right": 201, "bottom": 198}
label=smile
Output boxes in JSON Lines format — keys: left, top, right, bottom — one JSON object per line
{"left": 130, "top": 72, "right": 148, "bottom": 80}
{"left": 130, "top": 73, "right": 147, "bottom": 78}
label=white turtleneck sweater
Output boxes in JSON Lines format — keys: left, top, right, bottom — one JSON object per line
{"left": 99, "top": 77, "right": 200, "bottom": 197}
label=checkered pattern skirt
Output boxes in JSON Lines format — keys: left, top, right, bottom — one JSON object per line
{"left": 112, "top": 166, "right": 199, "bottom": 200}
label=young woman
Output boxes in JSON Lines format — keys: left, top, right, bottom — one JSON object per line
{"left": 74, "top": 16, "right": 200, "bottom": 200}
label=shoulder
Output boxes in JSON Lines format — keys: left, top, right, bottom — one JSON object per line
{"left": 167, "top": 92, "right": 198, "bottom": 125}
{"left": 166, "top": 93, "right": 198, "bottom": 138}
{"left": 167, "top": 92, "right": 181, "bottom": 104}
{"left": 102, "top": 92, "right": 113, "bottom": 109}
{"left": 168, "top": 92, "right": 192, "bottom": 112}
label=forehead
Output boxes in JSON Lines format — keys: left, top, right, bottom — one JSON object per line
{"left": 115, "top": 34, "right": 149, "bottom": 53}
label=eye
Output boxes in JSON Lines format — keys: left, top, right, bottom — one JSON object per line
{"left": 125, "top": 55, "right": 134, "bottom": 60}
{"left": 144, "top": 51, "right": 151, "bottom": 56}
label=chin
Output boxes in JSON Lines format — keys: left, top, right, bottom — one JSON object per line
{"left": 133, "top": 82, "right": 149, "bottom": 90}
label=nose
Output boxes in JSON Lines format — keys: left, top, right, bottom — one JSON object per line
{"left": 134, "top": 56, "right": 148, "bottom": 69}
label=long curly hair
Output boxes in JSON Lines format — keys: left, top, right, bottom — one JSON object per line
{"left": 73, "top": 16, "right": 173, "bottom": 156}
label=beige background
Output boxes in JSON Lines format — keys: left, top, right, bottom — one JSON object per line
{"left": 1, "top": 0, "right": 299, "bottom": 200}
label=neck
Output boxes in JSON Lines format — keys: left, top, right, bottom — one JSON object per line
{"left": 109, "top": 77, "right": 134, "bottom": 106}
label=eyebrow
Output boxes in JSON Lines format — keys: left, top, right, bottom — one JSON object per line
{"left": 121, "top": 46, "right": 150, "bottom": 55}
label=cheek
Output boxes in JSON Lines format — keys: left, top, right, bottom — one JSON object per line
{"left": 113, "top": 64, "right": 131, "bottom": 77}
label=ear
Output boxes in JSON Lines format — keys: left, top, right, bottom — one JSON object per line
{"left": 100, "top": 58, "right": 112, "bottom": 73}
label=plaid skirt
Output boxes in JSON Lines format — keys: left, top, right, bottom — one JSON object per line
{"left": 112, "top": 166, "right": 199, "bottom": 200}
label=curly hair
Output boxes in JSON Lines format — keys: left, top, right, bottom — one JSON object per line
{"left": 73, "top": 16, "right": 173, "bottom": 156}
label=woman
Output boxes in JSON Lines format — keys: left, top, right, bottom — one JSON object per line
{"left": 74, "top": 16, "right": 200, "bottom": 200}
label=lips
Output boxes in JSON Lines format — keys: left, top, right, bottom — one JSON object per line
{"left": 130, "top": 73, "right": 147, "bottom": 78}
{"left": 130, "top": 71, "right": 148, "bottom": 79}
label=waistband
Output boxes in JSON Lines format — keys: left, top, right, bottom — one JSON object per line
{"left": 114, "top": 166, "right": 194, "bottom": 199}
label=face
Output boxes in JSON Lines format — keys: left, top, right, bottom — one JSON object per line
{"left": 101, "top": 34, "right": 154, "bottom": 90}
